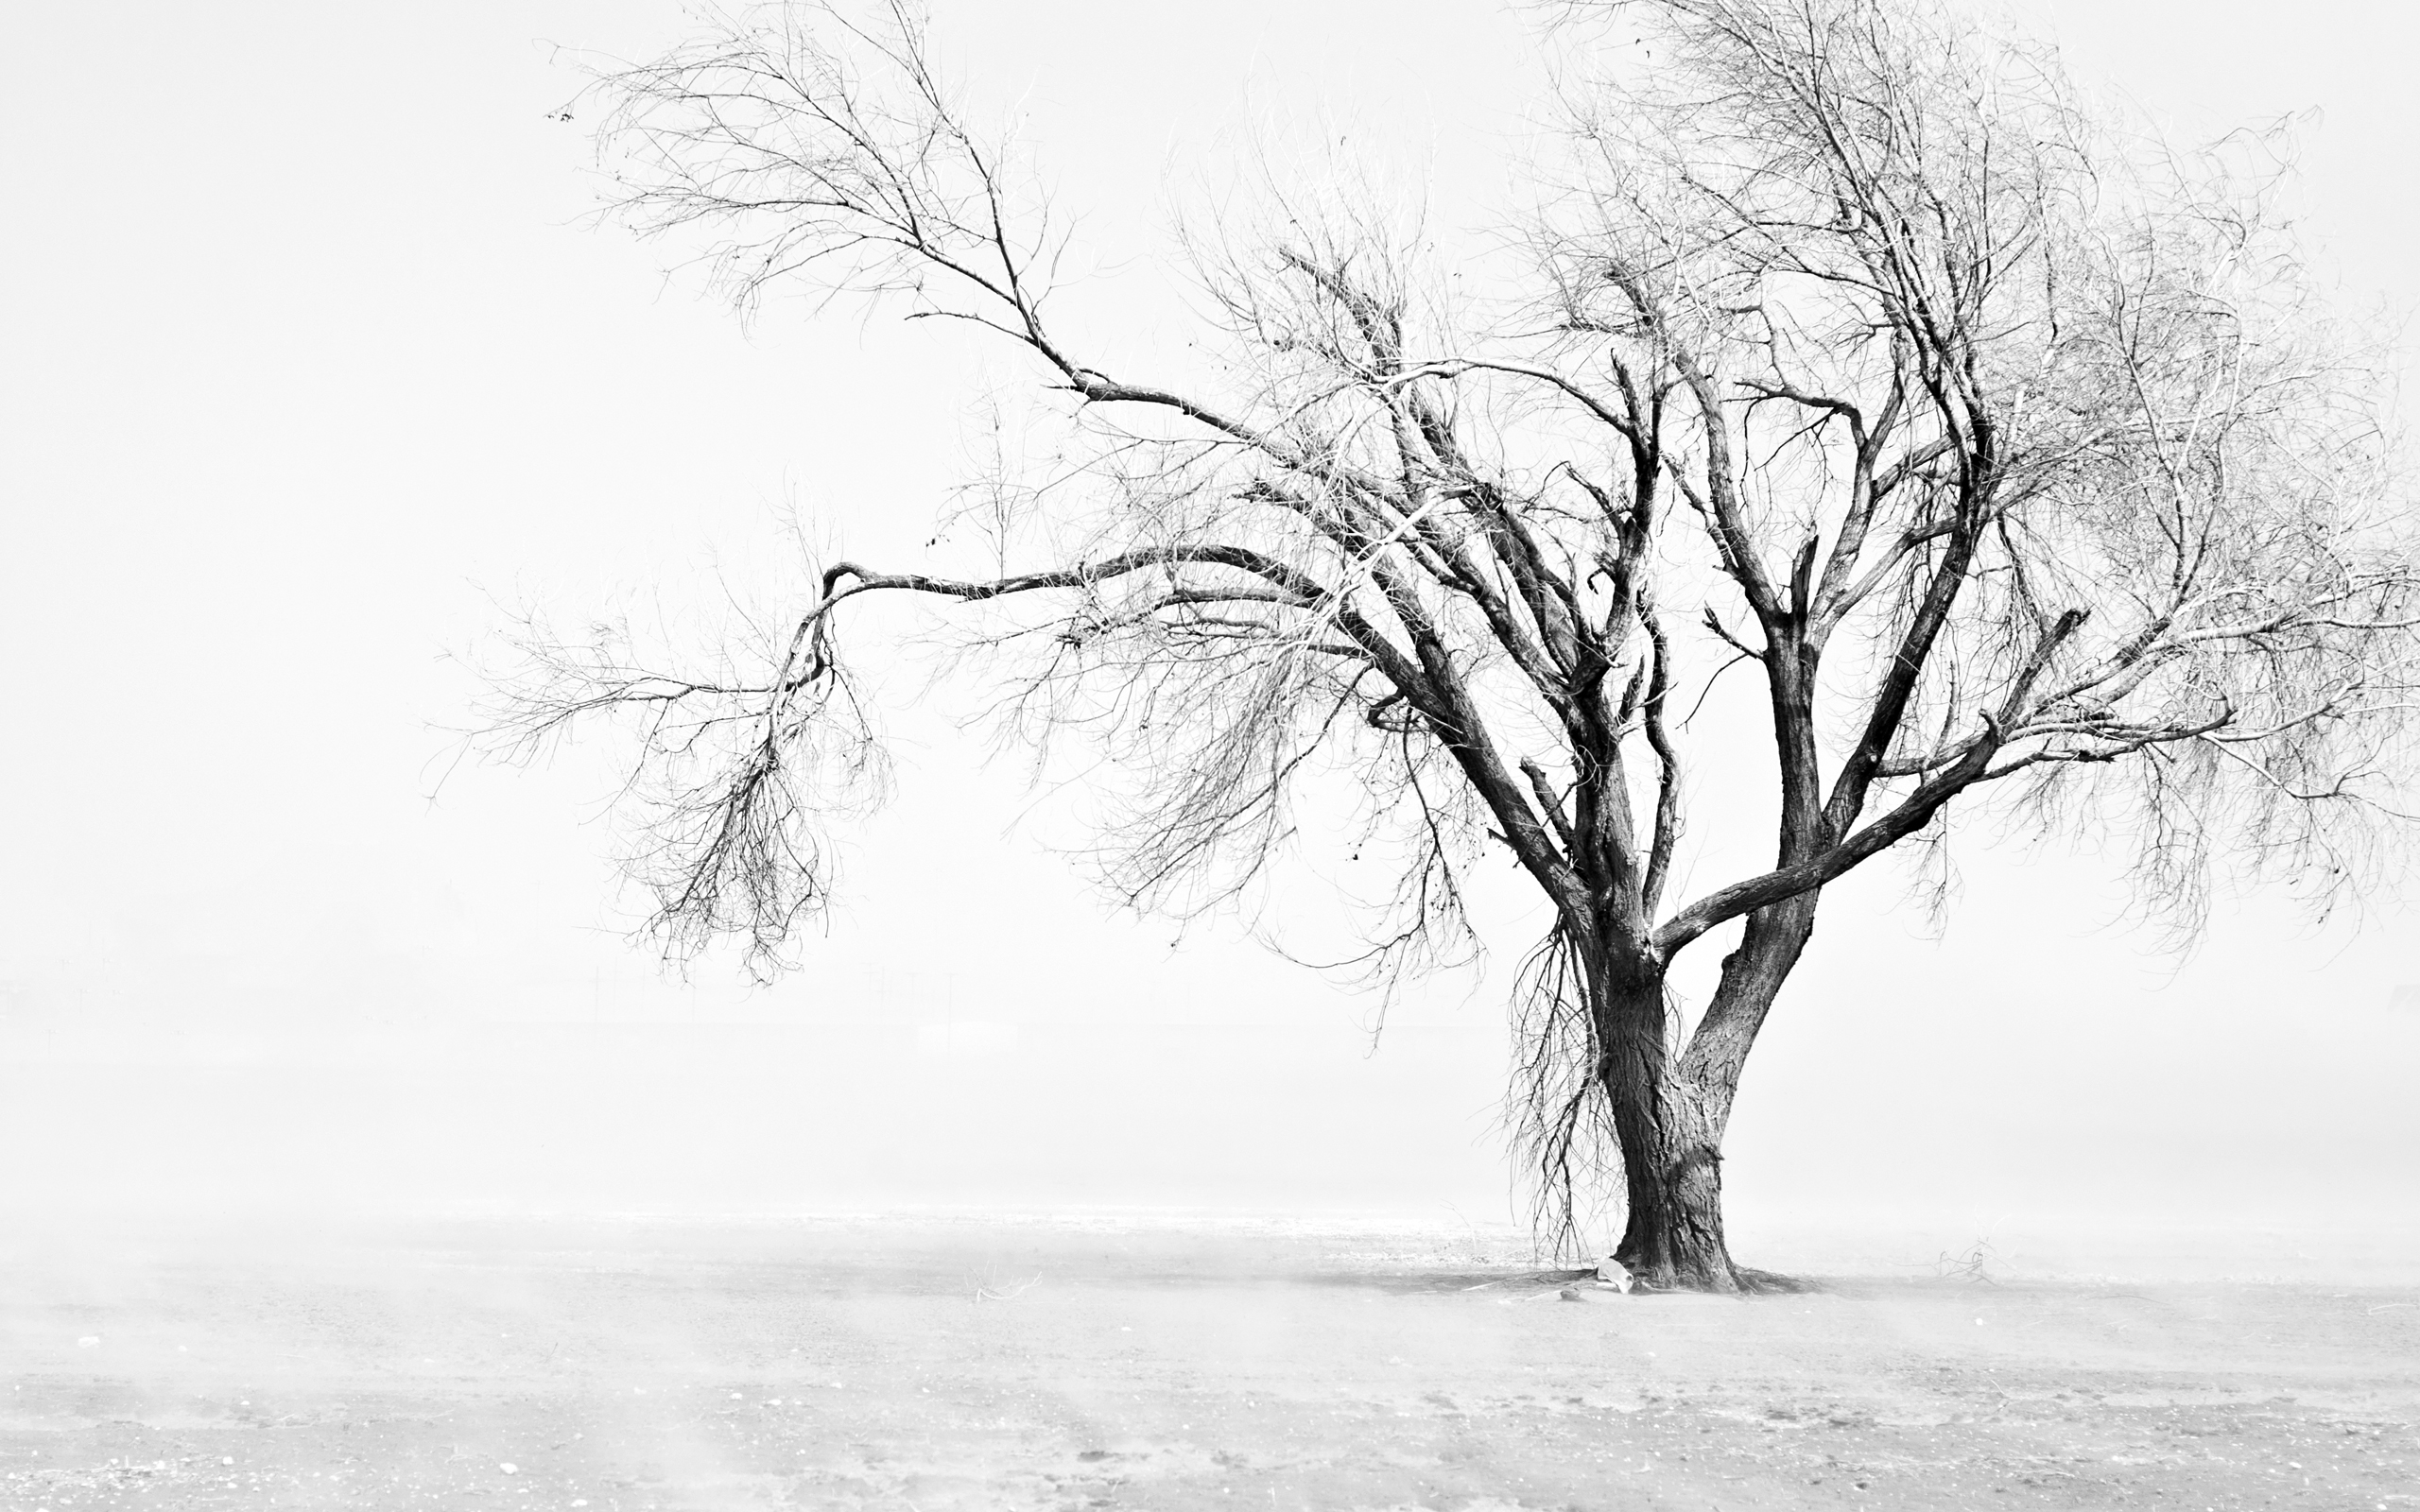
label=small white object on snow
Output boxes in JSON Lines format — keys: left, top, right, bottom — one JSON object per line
{"left": 500, "top": 1463, "right": 518, "bottom": 1475}
{"left": 1595, "top": 1258, "right": 1635, "bottom": 1294}
{"left": 76, "top": 1336, "right": 100, "bottom": 1349}
{"left": 220, "top": 1458, "right": 235, "bottom": 1467}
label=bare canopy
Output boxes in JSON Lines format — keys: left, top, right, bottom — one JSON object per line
{"left": 493, "top": 0, "right": 2420, "bottom": 1289}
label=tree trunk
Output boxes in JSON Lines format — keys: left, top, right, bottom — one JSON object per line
{"left": 1586, "top": 946, "right": 1736, "bottom": 1290}
{"left": 1589, "top": 898, "right": 1819, "bottom": 1294}
{"left": 1611, "top": 1075, "right": 1737, "bottom": 1290}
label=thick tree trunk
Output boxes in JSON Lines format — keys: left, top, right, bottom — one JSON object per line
{"left": 1610, "top": 1065, "right": 1737, "bottom": 1291}
{"left": 1586, "top": 946, "right": 1737, "bottom": 1291}
{"left": 1589, "top": 897, "right": 1819, "bottom": 1294}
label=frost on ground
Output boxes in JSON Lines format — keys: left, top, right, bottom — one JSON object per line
{"left": 0, "top": 1214, "right": 2414, "bottom": 1510}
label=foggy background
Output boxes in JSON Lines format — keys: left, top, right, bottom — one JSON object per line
{"left": 4, "top": 0, "right": 2415, "bottom": 1253}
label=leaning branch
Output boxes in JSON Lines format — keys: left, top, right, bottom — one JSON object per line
{"left": 1653, "top": 726, "right": 2002, "bottom": 957}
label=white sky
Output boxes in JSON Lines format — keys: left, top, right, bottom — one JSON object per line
{"left": 3, "top": 0, "right": 2414, "bottom": 1240}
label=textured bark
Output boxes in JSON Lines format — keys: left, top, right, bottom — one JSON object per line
{"left": 1682, "top": 892, "right": 1821, "bottom": 1116}
{"left": 1591, "top": 895, "right": 1822, "bottom": 1294}
{"left": 1584, "top": 944, "right": 1730, "bottom": 1291}
{"left": 1611, "top": 1067, "right": 1738, "bottom": 1291}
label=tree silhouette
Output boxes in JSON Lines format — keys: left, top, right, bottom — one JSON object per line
{"left": 493, "top": 0, "right": 2420, "bottom": 1289}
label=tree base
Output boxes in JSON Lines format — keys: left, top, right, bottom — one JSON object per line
{"left": 1617, "top": 1260, "right": 1816, "bottom": 1296}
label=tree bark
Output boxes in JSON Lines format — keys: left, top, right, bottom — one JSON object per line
{"left": 1590, "top": 897, "right": 1820, "bottom": 1294}
{"left": 1586, "top": 944, "right": 1732, "bottom": 1290}
{"left": 1610, "top": 1063, "right": 1738, "bottom": 1291}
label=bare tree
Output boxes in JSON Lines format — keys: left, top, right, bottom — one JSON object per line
{"left": 493, "top": 0, "right": 2420, "bottom": 1290}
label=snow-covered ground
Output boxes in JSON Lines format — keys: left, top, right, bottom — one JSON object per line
{"left": 5, "top": 1212, "right": 2414, "bottom": 1509}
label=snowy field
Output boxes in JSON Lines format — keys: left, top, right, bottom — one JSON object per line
{"left": 5, "top": 1212, "right": 2416, "bottom": 1510}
